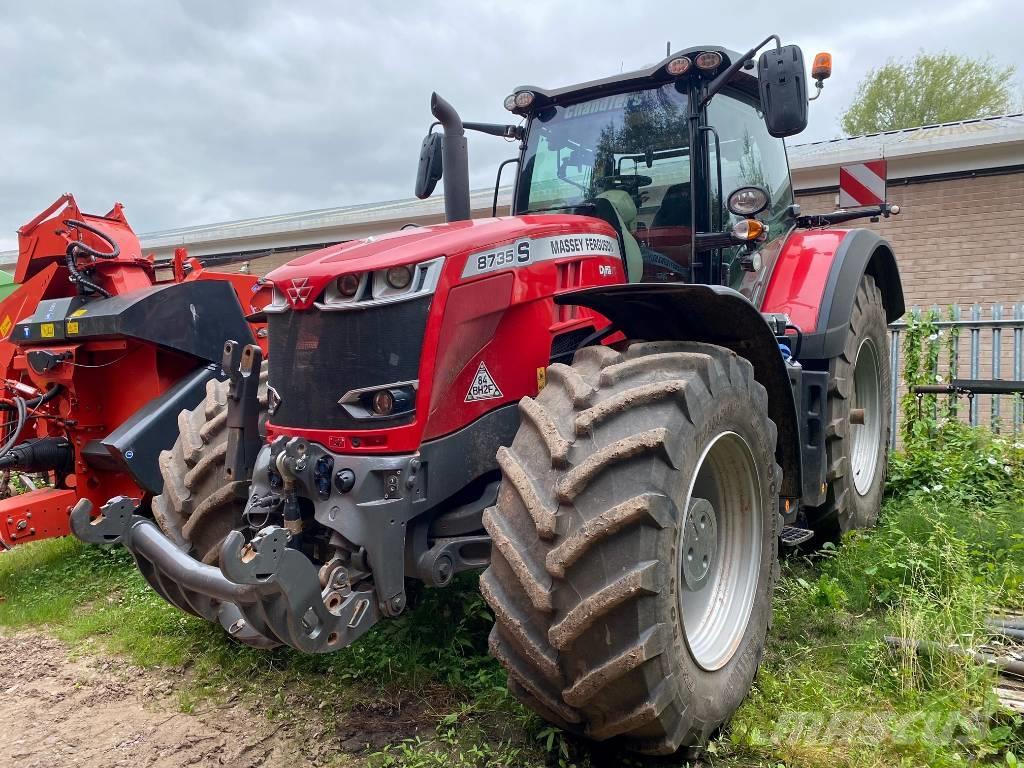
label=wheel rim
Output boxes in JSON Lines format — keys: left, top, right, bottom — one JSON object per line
{"left": 678, "top": 431, "right": 763, "bottom": 672}
{"left": 850, "top": 337, "right": 881, "bottom": 496}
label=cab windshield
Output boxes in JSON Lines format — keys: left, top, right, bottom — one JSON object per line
{"left": 515, "top": 83, "right": 692, "bottom": 280}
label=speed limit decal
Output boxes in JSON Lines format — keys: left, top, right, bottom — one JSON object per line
{"left": 461, "top": 233, "right": 620, "bottom": 277}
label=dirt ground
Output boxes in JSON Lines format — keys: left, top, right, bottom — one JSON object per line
{"left": 0, "top": 632, "right": 345, "bottom": 768}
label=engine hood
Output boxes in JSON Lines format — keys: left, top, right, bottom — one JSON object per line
{"left": 265, "top": 214, "right": 618, "bottom": 310}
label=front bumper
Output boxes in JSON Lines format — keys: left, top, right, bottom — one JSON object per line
{"left": 70, "top": 496, "right": 381, "bottom": 652}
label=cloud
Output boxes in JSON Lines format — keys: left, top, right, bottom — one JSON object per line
{"left": 0, "top": 0, "right": 1015, "bottom": 250}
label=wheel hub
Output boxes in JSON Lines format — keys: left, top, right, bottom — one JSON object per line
{"left": 681, "top": 497, "right": 718, "bottom": 591}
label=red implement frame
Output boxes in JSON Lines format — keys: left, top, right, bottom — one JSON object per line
{"left": 0, "top": 195, "right": 270, "bottom": 549}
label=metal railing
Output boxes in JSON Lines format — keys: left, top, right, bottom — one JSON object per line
{"left": 888, "top": 303, "right": 1024, "bottom": 447}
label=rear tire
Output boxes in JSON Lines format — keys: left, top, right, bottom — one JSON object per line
{"left": 152, "top": 365, "right": 268, "bottom": 564}
{"left": 481, "top": 341, "right": 781, "bottom": 755}
{"left": 807, "top": 274, "right": 890, "bottom": 537}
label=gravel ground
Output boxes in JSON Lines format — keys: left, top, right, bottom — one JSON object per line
{"left": 0, "top": 631, "right": 344, "bottom": 768}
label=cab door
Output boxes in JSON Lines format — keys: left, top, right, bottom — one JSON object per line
{"left": 707, "top": 90, "right": 796, "bottom": 304}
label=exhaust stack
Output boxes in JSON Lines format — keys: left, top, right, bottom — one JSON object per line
{"left": 430, "top": 92, "right": 471, "bottom": 223}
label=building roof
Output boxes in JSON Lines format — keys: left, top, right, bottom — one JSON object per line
{"left": 3, "top": 114, "right": 1022, "bottom": 265}
{"left": 787, "top": 113, "right": 1024, "bottom": 189}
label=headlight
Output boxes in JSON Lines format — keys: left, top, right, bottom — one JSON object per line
{"left": 694, "top": 51, "right": 723, "bottom": 70}
{"left": 513, "top": 91, "right": 535, "bottom": 109}
{"left": 318, "top": 257, "right": 444, "bottom": 311}
{"left": 665, "top": 56, "right": 691, "bottom": 76}
{"left": 386, "top": 265, "right": 413, "bottom": 290}
{"left": 337, "top": 273, "right": 362, "bottom": 298}
{"left": 371, "top": 389, "right": 395, "bottom": 416}
{"left": 727, "top": 186, "right": 770, "bottom": 217}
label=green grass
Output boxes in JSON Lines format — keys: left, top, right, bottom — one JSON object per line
{"left": 2, "top": 422, "right": 1022, "bottom": 767}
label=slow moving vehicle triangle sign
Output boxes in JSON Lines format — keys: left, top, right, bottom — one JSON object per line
{"left": 465, "top": 361, "right": 503, "bottom": 402}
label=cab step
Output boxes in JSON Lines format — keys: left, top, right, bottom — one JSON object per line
{"left": 780, "top": 525, "right": 814, "bottom": 547}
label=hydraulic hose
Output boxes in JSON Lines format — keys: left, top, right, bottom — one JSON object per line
{"left": 0, "top": 383, "right": 61, "bottom": 411}
{"left": 0, "top": 396, "right": 27, "bottom": 461}
{"left": 0, "top": 436, "right": 74, "bottom": 474}
{"left": 63, "top": 218, "right": 120, "bottom": 259}
{"left": 0, "top": 384, "right": 61, "bottom": 463}
{"left": 63, "top": 218, "right": 120, "bottom": 298}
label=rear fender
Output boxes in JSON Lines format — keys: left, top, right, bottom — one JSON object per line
{"left": 558, "top": 283, "right": 801, "bottom": 499}
{"left": 763, "top": 228, "right": 904, "bottom": 360}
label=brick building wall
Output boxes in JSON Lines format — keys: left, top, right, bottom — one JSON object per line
{"left": 795, "top": 169, "right": 1024, "bottom": 311}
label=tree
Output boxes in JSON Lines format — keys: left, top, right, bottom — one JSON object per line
{"left": 840, "top": 52, "right": 1017, "bottom": 135}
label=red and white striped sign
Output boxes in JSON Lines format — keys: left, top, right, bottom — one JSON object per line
{"left": 839, "top": 160, "right": 887, "bottom": 207}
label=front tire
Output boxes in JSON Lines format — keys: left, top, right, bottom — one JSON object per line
{"left": 152, "top": 365, "right": 268, "bottom": 563}
{"left": 481, "top": 341, "right": 780, "bottom": 755}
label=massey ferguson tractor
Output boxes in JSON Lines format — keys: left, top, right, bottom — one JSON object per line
{"left": 74, "top": 38, "right": 903, "bottom": 754}
{"left": 0, "top": 194, "right": 269, "bottom": 550}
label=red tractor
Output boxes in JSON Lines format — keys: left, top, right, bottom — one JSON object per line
{"left": 75, "top": 38, "right": 903, "bottom": 754}
{"left": 0, "top": 194, "right": 269, "bottom": 549}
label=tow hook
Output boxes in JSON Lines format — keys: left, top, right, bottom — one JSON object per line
{"left": 70, "top": 495, "right": 382, "bottom": 653}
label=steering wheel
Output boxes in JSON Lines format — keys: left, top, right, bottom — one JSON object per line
{"left": 594, "top": 174, "right": 653, "bottom": 194}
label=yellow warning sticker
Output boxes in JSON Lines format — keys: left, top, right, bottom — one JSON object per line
{"left": 70, "top": 308, "right": 88, "bottom": 317}
{"left": 40, "top": 323, "right": 54, "bottom": 338}
{"left": 67, "top": 321, "right": 79, "bottom": 335}
{"left": 0, "top": 316, "right": 10, "bottom": 338}
{"left": 536, "top": 366, "right": 547, "bottom": 391}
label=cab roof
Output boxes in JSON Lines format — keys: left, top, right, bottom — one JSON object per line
{"left": 513, "top": 45, "right": 759, "bottom": 109}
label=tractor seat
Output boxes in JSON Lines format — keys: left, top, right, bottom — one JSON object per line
{"left": 652, "top": 183, "right": 691, "bottom": 228}
{"left": 594, "top": 190, "right": 643, "bottom": 282}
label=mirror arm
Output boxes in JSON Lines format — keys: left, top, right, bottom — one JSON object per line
{"left": 699, "top": 34, "right": 781, "bottom": 109}
{"left": 464, "top": 121, "right": 526, "bottom": 140}
{"left": 796, "top": 203, "right": 901, "bottom": 228}
{"left": 695, "top": 232, "right": 742, "bottom": 250}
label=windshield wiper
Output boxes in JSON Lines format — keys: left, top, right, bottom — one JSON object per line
{"left": 527, "top": 202, "right": 597, "bottom": 214}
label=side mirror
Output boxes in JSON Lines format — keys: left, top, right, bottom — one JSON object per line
{"left": 757, "top": 45, "right": 809, "bottom": 138}
{"left": 414, "top": 132, "right": 444, "bottom": 200}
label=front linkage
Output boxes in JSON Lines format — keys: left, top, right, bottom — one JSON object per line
{"left": 71, "top": 495, "right": 380, "bottom": 652}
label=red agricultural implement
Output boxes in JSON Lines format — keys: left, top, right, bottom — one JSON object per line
{"left": 0, "top": 194, "right": 269, "bottom": 548}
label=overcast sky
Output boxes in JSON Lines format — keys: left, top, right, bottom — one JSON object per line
{"left": 0, "top": 0, "right": 1018, "bottom": 251}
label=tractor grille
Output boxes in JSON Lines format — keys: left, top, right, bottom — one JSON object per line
{"left": 268, "top": 296, "right": 430, "bottom": 430}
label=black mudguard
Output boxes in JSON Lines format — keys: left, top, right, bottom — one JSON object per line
{"left": 558, "top": 283, "right": 802, "bottom": 500}
{"left": 800, "top": 229, "right": 904, "bottom": 360}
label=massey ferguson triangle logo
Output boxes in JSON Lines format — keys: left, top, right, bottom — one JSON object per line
{"left": 286, "top": 277, "right": 313, "bottom": 304}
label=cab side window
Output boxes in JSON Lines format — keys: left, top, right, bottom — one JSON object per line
{"left": 708, "top": 92, "right": 794, "bottom": 228}
{"left": 708, "top": 92, "right": 794, "bottom": 290}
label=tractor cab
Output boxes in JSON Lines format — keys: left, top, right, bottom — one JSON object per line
{"left": 418, "top": 40, "right": 823, "bottom": 299}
